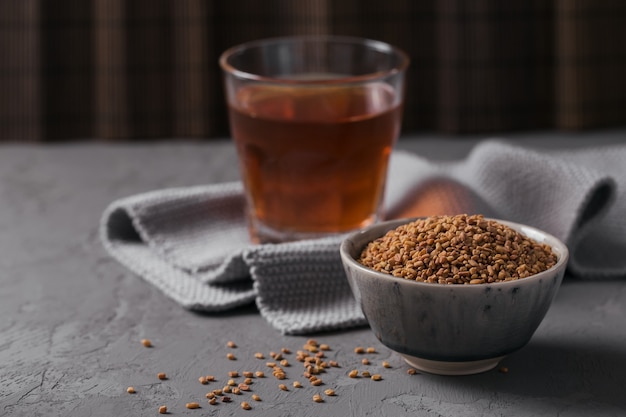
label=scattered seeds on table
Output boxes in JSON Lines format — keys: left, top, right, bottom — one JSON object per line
{"left": 198, "top": 376, "right": 207, "bottom": 384}
{"left": 223, "top": 385, "right": 232, "bottom": 393}
{"left": 157, "top": 372, "right": 167, "bottom": 380}
{"left": 185, "top": 402, "right": 200, "bottom": 409}
{"left": 252, "top": 394, "right": 261, "bottom": 401}
{"left": 281, "top": 347, "right": 291, "bottom": 354}
{"left": 254, "top": 352, "right": 264, "bottom": 359}
{"left": 293, "top": 381, "right": 302, "bottom": 388}
{"left": 366, "top": 347, "right": 376, "bottom": 353}
{"left": 307, "top": 339, "right": 318, "bottom": 347}
{"left": 361, "top": 358, "right": 370, "bottom": 365}
{"left": 232, "top": 387, "right": 241, "bottom": 395}
{"left": 329, "top": 360, "right": 339, "bottom": 367}
{"left": 208, "top": 397, "right": 217, "bottom": 405}
{"left": 227, "top": 353, "right": 236, "bottom": 360}
{"left": 140, "top": 339, "right": 152, "bottom": 348}
{"left": 266, "top": 361, "right": 276, "bottom": 368}
{"left": 227, "top": 341, "right": 237, "bottom": 348}
{"left": 255, "top": 371, "right": 265, "bottom": 378}
{"left": 212, "top": 389, "right": 222, "bottom": 396}
{"left": 205, "top": 392, "right": 215, "bottom": 399}
{"left": 319, "top": 344, "right": 330, "bottom": 351}
{"left": 382, "top": 361, "right": 391, "bottom": 368}
{"left": 279, "top": 383, "right": 288, "bottom": 391}
{"left": 244, "top": 377, "right": 253, "bottom": 385}
{"left": 348, "top": 370, "right": 359, "bottom": 378}
{"left": 324, "top": 389, "right": 336, "bottom": 396}
{"left": 241, "top": 401, "right": 252, "bottom": 410}
{"left": 354, "top": 347, "right": 365, "bottom": 354}
{"left": 205, "top": 375, "right": 215, "bottom": 382}
{"left": 228, "top": 371, "right": 239, "bottom": 378}
{"left": 227, "top": 379, "right": 236, "bottom": 386}
{"left": 280, "top": 359, "right": 290, "bottom": 367}
{"left": 243, "top": 371, "right": 254, "bottom": 378}
{"left": 238, "top": 383, "right": 250, "bottom": 391}
{"left": 158, "top": 405, "right": 167, "bottom": 414}
{"left": 361, "top": 370, "right": 371, "bottom": 377}
{"left": 126, "top": 387, "right": 135, "bottom": 394}
{"left": 371, "top": 374, "right": 382, "bottom": 381}
{"left": 313, "top": 394, "right": 324, "bottom": 403}
{"left": 311, "top": 378, "right": 323, "bottom": 386}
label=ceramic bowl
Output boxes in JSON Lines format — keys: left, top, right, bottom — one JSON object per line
{"left": 340, "top": 218, "right": 569, "bottom": 375}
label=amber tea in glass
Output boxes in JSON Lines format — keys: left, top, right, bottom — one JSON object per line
{"left": 220, "top": 36, "right": 408, "bottom": 243}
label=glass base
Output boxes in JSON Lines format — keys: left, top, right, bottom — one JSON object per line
{"left": 249, "top": 217, "right": 376, "bottom": 244}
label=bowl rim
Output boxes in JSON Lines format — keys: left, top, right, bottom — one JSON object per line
{"left": 340, "top": 217, "right": 570, "bottom": 289}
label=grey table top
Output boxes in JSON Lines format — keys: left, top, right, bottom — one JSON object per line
{"left": 2, "top": 131, "right": 626, "bottom": 417}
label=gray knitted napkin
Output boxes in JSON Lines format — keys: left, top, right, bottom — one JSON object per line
{"left": 100, "top": 140, "right": 624, "bottom": 334}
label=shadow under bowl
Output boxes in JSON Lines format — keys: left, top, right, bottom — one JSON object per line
{"left": 340, "top": 218, "right": 569, "bottom": 375}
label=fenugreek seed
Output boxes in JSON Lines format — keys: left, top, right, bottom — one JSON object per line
{"left": 306, "top": 339, "right": 318, "bottom": 347}
{"left": 274, "top": 372, "right": 286, "bottom": 380}
{"left": 186, "top": 402, "right": 200, "bottom": 409}
{"left": 315, "top": 351, "right": 325, "bottom": 358}
{"left": 238, "top": 383, "right": 250, "bottom": 391}
{"left": 254, "top": 352, "right": 264, "bottom": 359}
{"left": 281, "top": 347, "right": 291, "bottom": 354}
{"left": 293, "top": 381, "right": 302, "bottom": 388}
{"left": 279, "top": 383, "right": 288, "bottom": 391}
{"left": 223, "top": 385, "right": 231, "bottom": 393}
{"left": 227, "top": 341, "right": 237, "bottom": 348}
{"left": 227, "top": 379, "right": 236, "bottom": 386}
{"left": 329, "top": 360, "right": 339, "bottom": 367}
{"left": 199, "top": 376, "right": 207, "bottom": 384}
{"left": 499, "top": 366, "right": 509, "bottom": 374}
{"left": 228, "top": 371, "right": 239, "bottom": 378}
{"left": 280, "top": 359, "right": 289, "bottom": 367}
{"left": 313, "top": 394, "right": 324, "bottom": 403}
{"left": 157, "top": 372, "right": 167, "bottom": 380}
{"left": 319, "top": 343, "right": 330, "bottom": 351}
{"left": 407, "top": 368, "right": 418, "bottom": 375}
{"left": 366, "top": 347, "right": 376, "bottom": 353}
{"left": 311, "top": 378, "right": 323, "bottom": 386}
{"left": 354, "top": 347, "right": 365, "bottom": 354}
{"left": 212, "top": 389, "right": 222, "bottom": 396}
{"left": 324, "top": 389, "right": 336, "bottom": 396}
{"left": 371, "top": 374, "right": 382, "bottom": 381}
{"left": 227, "top": 353, "right": 236, "bottom": 360}
{"left": 205, "top": 375, "right": 215, "bottom": 381}
{"left": 140, "top": 339, "right": 152, "bottom": 348}
{"left": 222, "top": 396, "right": 232, "bottom": 403}
{"left": 304, "top": 344, "right": 318, "bottom": 353}
{"left": 208, "top": 397, "right": 217, "bottom": 405}
{"left": 244, "top": 378, "right": 253, "bottom": 385}
{"left": 241, "top": 401, "right": 251, "bottom": 410}
{"left": 361, "top": 358, "right": 370, "bottom": 365}
{"left": 243, "top": 371, "right": 254, "bottom": 378}
{"left": 382, "top": 361, "right": 391, "bottom": 368}
{"left": 205, "top": 392, "right": 215, "bottom": 399}
{"left": 361, "top": 370, "right": 371, "bottom": 377}
{"left": 266, "top": 362, "right": 276, "bottom": 368}
{"left": 252, "top": 394, "right": 261, "bottom": 401}
{"left": 126, "top": 387, "right": 136, "bottom": 394}
{"left": 158, "top": 405, "right": 167, "bottom": 414}
{"left": 232, "top": 387, "right": 241, "bottom": 395}
{"left": 255, "top": 371, "right": 265, "bottom": 378}
{"left": 348, "top": 370, "right": 359, "bottom": 378}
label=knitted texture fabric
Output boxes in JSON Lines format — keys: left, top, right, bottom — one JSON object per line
{"left": 100, "top": 140, "right": 625, "bottom": 334}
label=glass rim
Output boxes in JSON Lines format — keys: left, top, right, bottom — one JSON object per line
{"left": 219, "top": 35, "right": 410, "bottom": 85}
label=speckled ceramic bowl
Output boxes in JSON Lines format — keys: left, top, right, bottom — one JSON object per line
{"left": 340, "top": 218, "right": 569, "bottom": 375}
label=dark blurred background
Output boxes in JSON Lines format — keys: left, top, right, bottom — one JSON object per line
{"left": 1, "top": 0, "right": 625, "bottom": 141}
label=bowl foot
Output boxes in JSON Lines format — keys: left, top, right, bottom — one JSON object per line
{"left": 400, "top": 354, "right": 505, "bottom": 376}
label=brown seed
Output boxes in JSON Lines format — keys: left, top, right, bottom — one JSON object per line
{"left": 212, "top": 389, "right": 222, "bottom": 396}
{"left": 293, "top": 381, "right": 302, "bottom": 388}
{"left": 228, "top": 371, "right": 239, "bottom": 378}
{"left": 407, "top": 368, "right": 418, "bottom": 375}
{"left": 313, "top": 394, "right": 324, "bottom": 403}
{"left": 186, "top": 402, "right": 200, "bottom": 409}
{"left": 232, "top": 387, "right": 241, "bottom": 395}
{"left": 329, "top": 360, "right": 339, "bottom": 367}
{"left": 227, "top": 341, "right": 237, "bottom": 348}
{"left": 158, "top": 405, "right": 167, "bottom": 414}
{"left": 227, "top": 353, "right": 236, "bottom": 360}
{"left": 255, "top": 371, "right": 265, "bottom": 378}
{"left": 238, "top": 383, "right": 250, "bottom": 391}
{"left": 281, "top": 347, "right": 291, "bottom": 354}
{"left": 354, "top": 347, "right": 365, "bottom": 354}
{"left": 361, "top": 370, "right": 371, "bottom": 377}
{"left": 306, "top": 339, "right": 318, "bottom": 347}
{"left": 280, "top": 359, "right": 290, "bottom": 367}
{"left": 254, "top": 352, "right": 265, "bottom": 359}
{"left": 222, "top": 396, "right": 232, "bottom": 403}
{"left": 279, "top": 383, "right": 288, "bottom": 391}
{"left": 208, "top": 397, "right": 217, "bottom": 405}
{"left": 198, "top": 376, "right": 207, "bottom": 384}
{"left": 157, "top": 373, "right": 167, "bottom": 380}
{"left": 140, "top": 339, "right": 152, "bottom": 348}
{"left": 241, "top": 401, "right": 251, "bottom": 410}
{"left": 361, "top": 358, "right": 370, "bottom": 365}
{"left": 319, "top": 344, "right": 330, "bottom": 351}
{"left": 126, "top": 387, "right": 136, "bottom": 394}
{"left": 252, "top": 394, "right": 261, "bottom": 401}
{"left": 324, "top": 389, "right": 336, "bottom": 396}
{"left": 366, "top": 347, "right": 376, "bottom": 353}
{"left": 382, "top": 361, "right": 391, "bottom": 368}
{"left": 311, "top": 378, "right": 323, "bottom": 386}
{"left": 205, "top": 375, "right": 215, "bottom": 381}
{"left": 499, "top": 366, "right": 509, "bottom": 374}
{"left": 243, "top": 371, "right": 254, "bottom": 378}
{"left": 227, "top": 379, "right": 236, "bottom": 386}
{"left": 348, "top": 370, "right": 359, "bottom": 378}
{"left": 223, "top": 385, "right": 232, "bottom": 393}
{"left": 244, "top": 377, "right": 253, "bottom": 385}
{"left": 371, "top": 374, "right": 382, "bottom": 381}
{"left": 205, "top": 392, "right": 215, "bottom": 399}
{"left": 266, "top": 361, "right": 277, "bottom": 368}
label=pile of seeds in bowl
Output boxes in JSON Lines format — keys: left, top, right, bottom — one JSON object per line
{"left": 358, "top": 214, "right": 558, "bottom": 284}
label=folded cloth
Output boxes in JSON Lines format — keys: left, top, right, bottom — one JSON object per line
{"left": 100, "top": 140, "right": 624, "bottom": 334}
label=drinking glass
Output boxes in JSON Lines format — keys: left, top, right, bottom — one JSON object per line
{"left": 220, "top": 36, "right": 409, "bottom": 243}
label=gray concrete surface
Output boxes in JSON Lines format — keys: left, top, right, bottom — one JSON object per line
{"left": 1, "top": 131, "right": 626, "bottom": 416}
